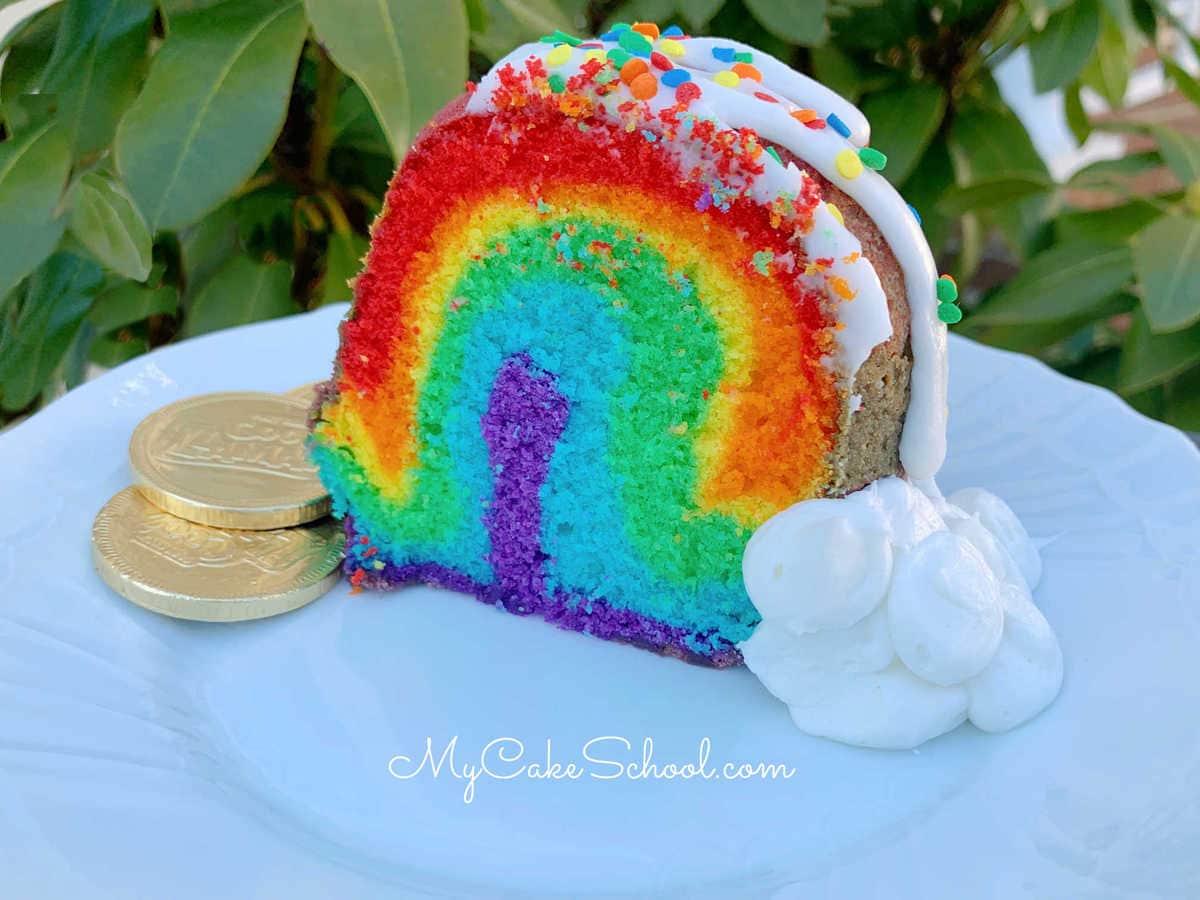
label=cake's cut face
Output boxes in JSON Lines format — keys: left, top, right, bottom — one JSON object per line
{"left": 310, "top": 26, "right": 950, "bottom": 666}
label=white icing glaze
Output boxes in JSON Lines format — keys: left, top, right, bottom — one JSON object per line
{"left": 467, "top": 35, "right": 948, "bottom": 479}
{"left": 739, "top": 477, "right": 1062, "bottom": 749}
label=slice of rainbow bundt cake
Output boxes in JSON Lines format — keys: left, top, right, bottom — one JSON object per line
{"left": 309, "top": 24, "right": 952, "bottom": 667}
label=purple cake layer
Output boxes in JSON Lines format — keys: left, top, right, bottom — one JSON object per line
{"left": 337, "top": 353, "right": 742, "bottom": 668}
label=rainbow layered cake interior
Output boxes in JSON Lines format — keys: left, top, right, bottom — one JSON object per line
{"left": 309, "top": 23, "right": 955, "bottom": 668}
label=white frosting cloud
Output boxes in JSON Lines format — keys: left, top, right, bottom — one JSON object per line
{"left": 740, "top": 477, "right": 1062, "bottom": 749}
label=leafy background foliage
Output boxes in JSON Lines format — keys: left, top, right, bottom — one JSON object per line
{"left": 1, "top": 0, "right": 1198, "bottom": 429}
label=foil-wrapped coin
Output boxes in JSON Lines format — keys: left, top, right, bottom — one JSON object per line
{"left": 283, "top": 381, "right": 321, "bottom": 406}
{"left": 92, "top": 487, "right": 343, "bottom": 622}
{"left": 129, "top": 391, "right": 329, "bottom": 529}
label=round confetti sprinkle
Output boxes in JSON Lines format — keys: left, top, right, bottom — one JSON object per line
{"left": 611, "top": 22, "right": 631, "bottom": 31}
{"left": 662, "top": 24, "right": 684, "bottom": 37}
{"left": 859, "top": 147, "right": 887, "bottom": 170}
{"left": 713, "top": 70, "right": 740, "bottom": 88}
{"left": 827, "top": 113, "right": 851, "bottom": 138}
{"left": 631, "top": 22, "right": 660, "bottom": 39}
{"left": 607, "top": 47, "right": 632, "bottom": 68}
{"left": 650, "top": 51, "right": 671, "bottom": 70}
{"left": 733, "top": 50, "right": 753, "bottom": 63}
{"left": 619, "top": 29, "right": 653, "bottom": 57}
{"left": 546, "top": 44, "right": 572, "bottom": 66}
{"left": 732, "top": 62, "right": 762, "bottom": 82}
{"left": 585, "top": 48, "right": 606, "bottom": 62}
{"left": 661, "top": 68, "right": 690, "bottom": 87}
{"left": 825, "top": 202, "right": 844, "bottom": 225}
{"left": 790, "top": 108, "right": 817, "bottom": 123}
{"left": 712, "top": 46, "right": 736, "bottom": 62}
{"left": 835, "top": 149, "right": 863, "bottom": 179}
{"left": 936, "top": 275, "right": 959, "bottom": 303}
{"left": 630, "top": 72, "right": 658, "bottom": 100}
{"left": 620, "top": 57, "right": 649, "bottom": 83}
{"left": 938, "top": 303, "right": 963, "bottom": 324}
{"left": 660, "top": 37, "right": 685, "bottom": 57}
{"left": 676, "top": 80, "right": 701, "bottom": 103}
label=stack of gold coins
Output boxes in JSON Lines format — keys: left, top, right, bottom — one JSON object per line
{"left": 91, "top": 385, "right": 344, "bottom": 622}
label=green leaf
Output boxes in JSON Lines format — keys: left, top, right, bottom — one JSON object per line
{"left": 744, "top": 0, "right": 827, "bottom": 44}
{"left": 493, "top": 0, "right": 573, "bottom": 35}
{"left": 88, "top": 281, "right": 178, "bottom": 334}
{"left": 0, "top": 253, "right": 103, "bottom": 411}
{"left": 675, "top": 0, "right": 726, "bottom": 30}
{"left": 0, "top": 5, "right": 61, "bottom": 128}
{"left": 1150, "top": 126, "right": 1200, "bottom": 184}
{"left": 320, "top": 230, "right": 367, "bottom": 306}
{"left": 114, "top": 0, "right": 307, "bottom": 231}
{"left": 0, "top": 121, "right": 70, "bottom": 298}
{"left": 472, "top": 0, "right": 573, "bottom": 60}
{"left": 1080, "top": 14, "right": 1131, "bottom": 107}
{"left": 332, "top": 81, "right": 392, "bottom": 158}
{"left": 37, "top": 0, "right": 154, "bottom": 157}
{"left": 949, "top": 104, "right": 1051, "bottom": 255}
{"left": 183, "top": 255, "right": 296, "bottom": 337}
{"left": 1132, "top": 213, "right": 1200, "bottom": 333}
{"left": 1118, "top": 308, "right": 1200, "bottom": 392}
{"left": 1162, "top": 58, "right": 1200, "bottom": 107}
{"left": 962, "top": 292, "right": 1135, "bottom": 355}
{"left": 1056, "top": 198, "right": 1162, "bottom": 243}
{"left": 938, "top": 176, "right": 1054, "bottom": 217}
{"left": 860, "top": 82, "right": 946, "bottom": 185}
{"left": 67, "top": 171, "right": 153, "bottom": 280}
{"left": 1067, "top": 150, "right": 1163, "bottom": 188}
{"left": 306, "top": 0, "right": 469, "bottom": 161}
{"left": 1064, "top": 82, "right": 1092, "bottom": 143}
{"left": 1165, "top": 366, "right": 1200, "bottom": 430}
{"left": 808, "top": 45, "right": 865, "bottom": 103}
{"left": 1028, "top": 0, "right": 1101, "bottom": 93}
{"left": 971, "top": 242, "right": 1134, "bottom": 325}
{"left": 899, "top": 134, "right": 956, "bottom": 253}
{"left": 179, "top": 202, "right": 241, "bottom": 298}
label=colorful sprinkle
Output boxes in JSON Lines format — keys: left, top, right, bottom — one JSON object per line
{"left": 619, "top": 29, "right": 653, "bottom": 57}
{"left": 548, "top": 73, "right": 566, "bottom": 93}
{"left": 835, "top": 149, "right": 863, "bottom": 179}
{"left": 908, "top": 203, "right": 922, "bottom": 224}
{"left": 620, "top": 57, "right": 649, "bottom": 83}
{"left": 765, "top": 146, "right": 782, "bottom": 165}
{"left": 754, "top": 91, "right": 777, "bottom": 103}
{"left": 732, "top": 62, "right": 762, "bottom": 82}
{"left": 631, "top": 22, "right": 660, "bottom": 39}
{"left": 585, "top": 48, "right": 606, "bottom": 62}
{"left": 607, "top": 47, "right": 632, "bottom": 68}
{"left": 713, "top": 70, "right": 740, "bottom": 88}
{"left": 629, "top": 71, "right": 658, "bottom": 99}
{"left": 827, "top": 113, "right": 851, "bottom": 138}
{"left": 660, "top": 37, "right": 685, "bottom": 57}
{"left": 936, "top": 274, "right": 958, "bottom": 303}
{"left": 662, "top": 24, "right": 684, "bottom": 37}
{"left": 825, "top": 202, "right": 844, "bottom": 225}
{"left": 600, "top": 31, "right": 621, "bottom": 41}
{"left": 733, "top": 51, "right": 753, "bottom": 63}
{"left": 661, "top": 68, "right": 691, "bottom": 87}
{"left": 804, "top": 118, "right": 826, "bottom": 130}
{"left": 611, "top": 22, "right": 631, "bottom": 32}
{"left": 540, "top": 30, "right": 582, "bottom": 46}
{"left": 546, "top": 44, "right": 572, "bottom": 66}
{"left": 790, "top": 108, "right": 817, "bottom": 123}
{"left": 712, "top": 46, "right": 737, "bottom": 62}
{"left": 675, "top": 80, "right": 701, "bottom": 103}
{"left": 859, "top": 147, "right": 887, "bottom": 171}
{"left": 650, "top": 51, "right": 672, "bottom": 70}
{"left": 938, "top": 303, "right": 963, "bottom": 324}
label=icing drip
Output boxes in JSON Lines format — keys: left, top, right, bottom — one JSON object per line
{"left": 468, "top": 36, "right": 947, "bottom": 480}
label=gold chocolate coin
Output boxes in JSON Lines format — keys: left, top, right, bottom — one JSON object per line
{"left": 283, "top": 381, "right": 321, "bottom": 405}
{"left": 129, "top": 391, "right": 329, "bottom": 529}
{"left": 92, "top": 487, "right": 343, "bottom": 622}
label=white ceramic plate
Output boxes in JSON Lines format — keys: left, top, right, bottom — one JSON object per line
{"left": 2, "top": 304, "right": 1199, "bottom": 899}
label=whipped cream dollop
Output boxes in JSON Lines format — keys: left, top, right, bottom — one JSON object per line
{"left": 740, "top": 477, "right": 1062, "bottom": 749}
